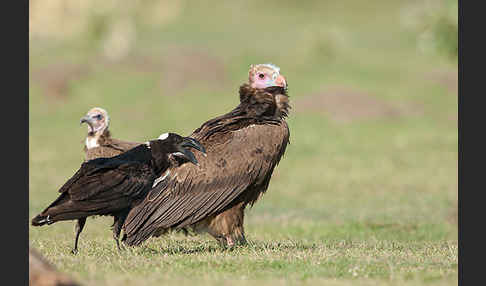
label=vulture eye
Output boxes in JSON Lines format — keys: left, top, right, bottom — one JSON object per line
{"left": 258, "top": 73, "right": 265, "bottom": 79}
{"left": 94, "top": 114, "right": 102, "bottom": 120}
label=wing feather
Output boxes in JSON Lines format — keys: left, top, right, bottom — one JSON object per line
{"left": 58, "top": 145, "right": 155, "bottom": 203}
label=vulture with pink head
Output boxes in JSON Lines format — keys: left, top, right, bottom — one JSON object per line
{"left": 122, "top": 63, "right": 291, "bottom": 247}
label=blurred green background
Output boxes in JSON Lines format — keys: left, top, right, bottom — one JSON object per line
{"left": 29, "top": 0, "right": 457, "bottom": 285}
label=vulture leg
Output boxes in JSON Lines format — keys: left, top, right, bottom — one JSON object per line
{"left": 179, "top": 227, "right": 189, "bottom": 236}
{"left": 225, "top": 220, "right": 247, "bottom": 247}
{"left": 230, "top": 228, "right": 247, "bottom": 246}
{"left": 71, "top": 218, "right": 87, "bottom": 255}
{"left": 112, "top": 210, "right": 129, "bottom": 251}
{"left": 207, "top": 202, "right": 247, "bottom": 248}
{"left": 216, "top": 236, "right": 228, "bottom": 248}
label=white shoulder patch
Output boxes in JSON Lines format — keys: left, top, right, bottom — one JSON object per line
{"left": 158, "top": 133, "right": 169, "bottom": 140}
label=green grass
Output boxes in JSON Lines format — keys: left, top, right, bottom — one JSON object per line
{"left": 29, "top": 0, "right": 457, "bottom": 285}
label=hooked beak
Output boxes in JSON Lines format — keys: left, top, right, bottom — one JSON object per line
{"left": 275, "top": 74, "right": 287, "bottom": 89}
{"left": 174, "top": 137, "right": 207, "bottom": 166}
{"left": 181, "top": 137, "right": 206, "bottom": 155}
{"left": 80, "top": 115, "right": 94, "bottom": 132}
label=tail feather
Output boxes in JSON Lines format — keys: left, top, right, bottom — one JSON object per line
{"left": 31, "top": 193, "right": 70, "bottom": 226}
{"left": 31, "top": 214, "right": 52, "bottom": 226}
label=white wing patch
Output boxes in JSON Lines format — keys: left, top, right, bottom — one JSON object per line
{"left": 158, "top": 133, "right": 169, "bottom": 140}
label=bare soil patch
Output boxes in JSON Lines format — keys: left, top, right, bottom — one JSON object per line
{"left": 158, "top": 46, "right": 228, "bottom": 92}
{"left": 293, "top": 86, "right": 422, "bottom": 122}
{"left": 30, "top": 62, "right": 91, "bottom": 100}
{"left": 101, "top": 46, "right": 228, "bottom": 94}
{"left": 30, "top": 46, "right": 228, "bottom": 100}
{"left": 448, "top": 205, "right": 458, "bottom": 225}
{"left": 425, "top": 69, "right": 458, "bottom": 95}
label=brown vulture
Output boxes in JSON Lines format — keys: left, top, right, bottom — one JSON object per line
{"left": 122, "top": 63, "right": 290, "bottom": 247}
{"left": 31, "top": 133, "right": 206, "bottom": 253}
{"left": 53, "top": 107, "right": 143, "bottom": 254}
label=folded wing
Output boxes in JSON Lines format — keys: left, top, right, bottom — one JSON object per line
{"left": 123, "top": 121, "right": 289, "bottom": 246}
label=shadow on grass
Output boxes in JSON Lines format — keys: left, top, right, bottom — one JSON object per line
{"left": 129, "top": 239, "right": 319, "bottom": 256}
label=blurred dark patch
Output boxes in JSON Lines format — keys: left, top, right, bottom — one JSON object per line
{"left": 425, "top": 69, "right": 458, "bottom": 95}
{"left": 30, "top": 62, "right": 91, "bottom": 101}
{"left": 429, "top": 9, "right": 458, "bottom": 60}
{"left": 294, "top": 86, "right": 423, "bottom": 122}
{"left": 400, "top": 0, "right": 457, "bottom": 61}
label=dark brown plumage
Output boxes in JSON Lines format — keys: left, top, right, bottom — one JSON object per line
{"left": 31, "top": 134, "right": 205, "bottom": 253}
{"left": 122, "top": 64, "right": 290, "bottom": 247}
